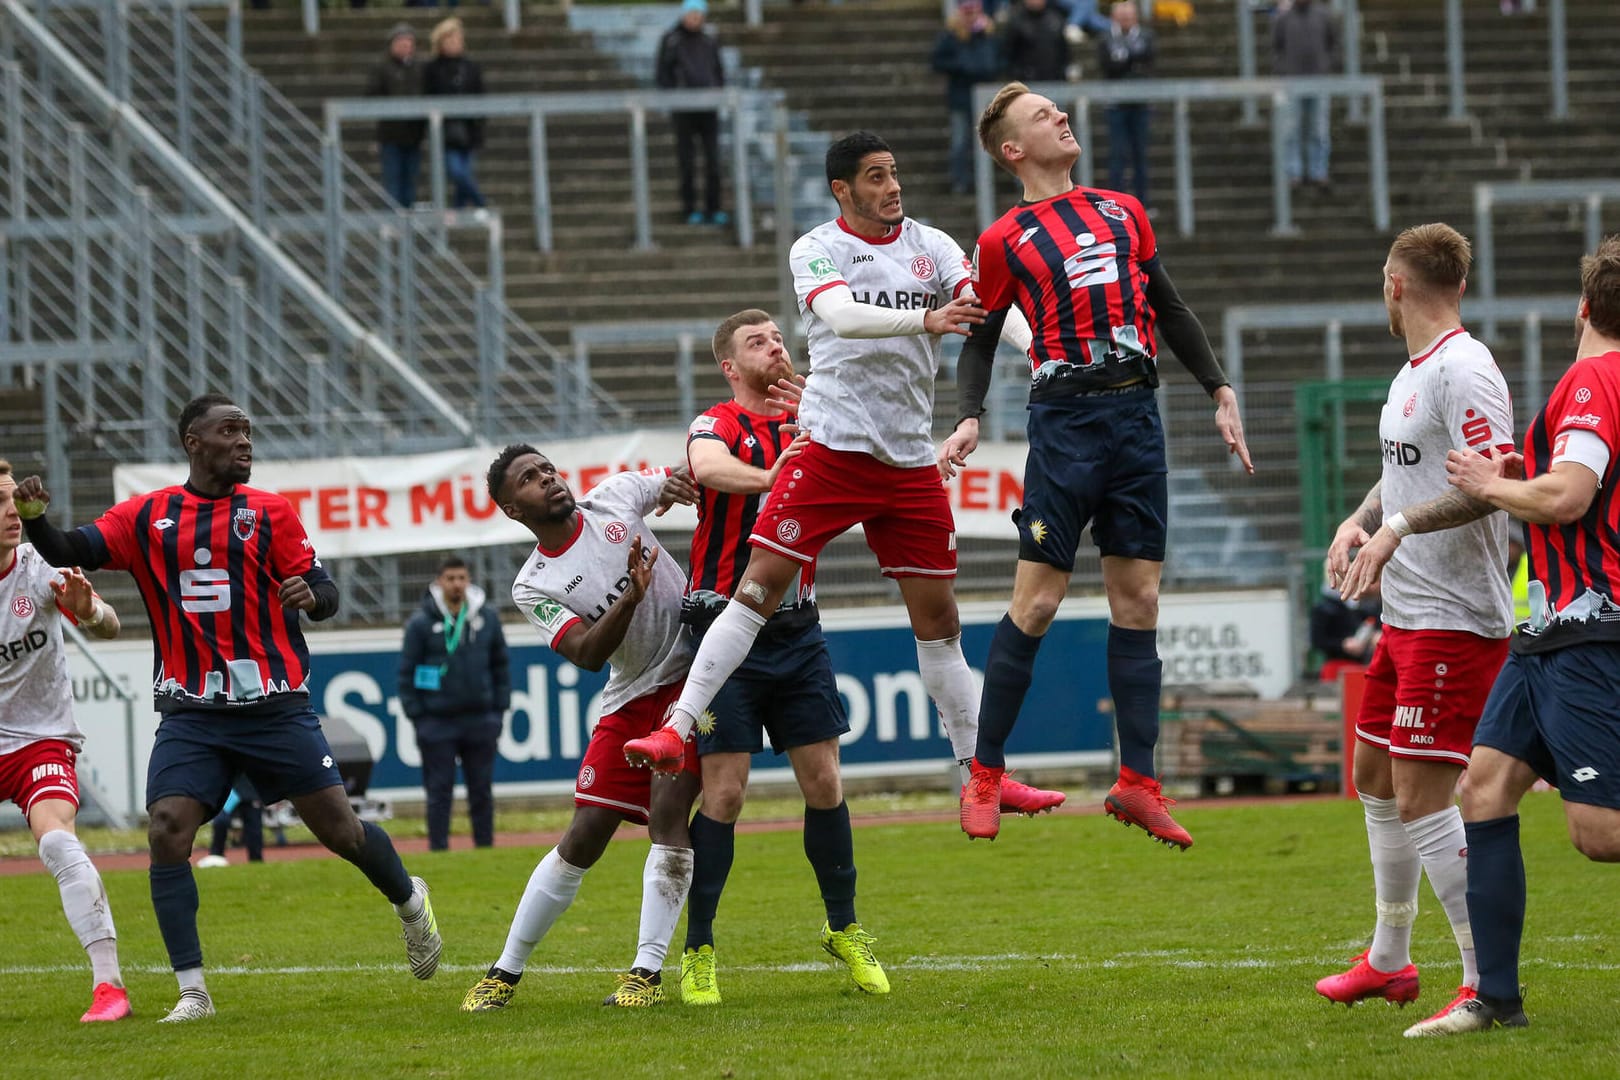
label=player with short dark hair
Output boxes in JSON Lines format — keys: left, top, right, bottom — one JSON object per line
{"left": 677, "top": 309, "right": 887, "bottom": 1001}
{"left": 624, "top": 132, "right": 1066, "bottom": 828}
{"left": 1319, "top": 223, "right": 1515, "bottom": 1034}
{"left": 947, "top": 82, "right": 1251, "bottom": 846}
{"left": 1441, "top": 235, "right": 1620, "bottom": 1035}
{"left": 15, "top": 395, "right": 441, "bottom": 1022}
{"left": 461, "top": 449, "right": 703, "bottom": 1011}
{"left": 0, "top": 460, "right": 130, "bottom": 1023}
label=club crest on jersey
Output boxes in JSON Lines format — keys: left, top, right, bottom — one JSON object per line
{"left": 1403, "top": 392, "right": 1417, "bottom": 417}
{"left": 777, "top": 518, "right": 802, "bottom": 543}
{"left": 910, "top": 255, "right": 935, "bottom": 280}
{"left": 232, "top": 507, "right": 258, "bottom": 542}
{"left": 11, "top": 596, "right": 34, "bottom": 619}
{"left": 1095, "top": 199, "right": 1129, "bottom": 222}
{"left": 604, "top": 521, "right": 628, "bottom": 544}
{"left": 579, "top": 765, "right": 596, "bottom": 789}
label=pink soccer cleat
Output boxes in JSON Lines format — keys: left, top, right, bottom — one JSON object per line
{"left": 81, "top": 983, "right": 132, "bottom": 1023}
{"left": 623, "top": 726, "right": 687, "bottom": 773}
{"left": 1315, "top": 949, "right": 1421, "bottom": 1006}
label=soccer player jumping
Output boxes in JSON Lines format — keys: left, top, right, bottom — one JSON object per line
{"left": 17, "top": 394, "right": 442, "bottom": 1022}
{"left": 945, "top": 82, "right": 1251, "bottom": 846}
{"left": 624, "top": 132, "right": 1064, "bottom": 821}
{"left": 0, "top": 461, "right": 130, "bottom": 1022}
{"left": 1319, "top": 224, "right": 1515, "bottom": 1035}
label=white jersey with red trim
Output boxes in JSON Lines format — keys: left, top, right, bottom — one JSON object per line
{"left": 790, "top": 216, "right": 973, "bottom": 468}
{"left": 0, "top": 545, "right": 82, "bottom": 755}
{"left": 511, "top": 470, "right": 693, "bottom": 716}
{"left": 1378, "top": 328, "right": 1515, "bottom": 637}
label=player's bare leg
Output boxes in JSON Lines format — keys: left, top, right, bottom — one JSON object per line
{"left": 30, "top": 798, "right": 129, "bottom": 1022}
{"left": 626, "top": 548, "right": 800, "bottom": 768}
{"left": 148, "top": 794, "right": 217, "bottom": 1021}
{"left": 295, "top": 784, "right": 440, "bottom": 979}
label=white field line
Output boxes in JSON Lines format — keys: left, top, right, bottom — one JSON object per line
{"left": 1, "top": 948, "right": 1615, "bottom": 978}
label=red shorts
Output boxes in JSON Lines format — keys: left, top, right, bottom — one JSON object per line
{"left": 1355, "top": 626, "right": 1510, "bottom": 766}
{"left": 576, "top": 681, "right": 698, "bottom": 824}
{"left": 0, "top": 739, "right": 81, "bottom": 817}
{"left": 749, "top": 441, "right": 957, "bottom": 578}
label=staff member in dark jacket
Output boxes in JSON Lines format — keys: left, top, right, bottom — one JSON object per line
{"left": 399, "top": 557, "right": 510, "bottom": 850}
{"left": 366, "top": 23, "right": 426, "bottom": 208}
{"left": 931, "top": 0, "right": 1003, "bottom": 194}
{"left": 1003, "top": 0, "right": 1070, "bottom": 84}
{"left": 423, "top": 17, "right": 488, "bottom": 210}
{"left": 1098, "top": 0, "right": 1156, "bottom": 209}
{"left": 656, "top": 0, "right": 729, "bottom": 226}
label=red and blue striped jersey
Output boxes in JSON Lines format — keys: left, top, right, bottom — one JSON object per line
{"left": 686, "top": 401, "right": 817, "bottom": 622}
{"left": 1517, "top": 351, "right": 1620, "bottom": 651}
{"left": 973, "top": 186, "right": 1161, "bottom": 398}
{"left": 80, "top": 483, "right": 331, "bottom": 710}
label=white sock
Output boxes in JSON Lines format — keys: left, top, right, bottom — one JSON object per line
{"left": 176, "top": 967, "right": 208, "bottom": 995}
{"left": 496, "top": 849, "right": 588, "bottom": 974}
{"left": 38, "top": 829, "right": 122, "bottom": 988}
{"left": 667, "top": 603, "right": 768, "bottom": 739}
{"left": 1407, "top": 804, "right": 1477, "bottom": 988}
{"left": 394, "top": 885, "right": 425, "bottom": 921}
{"left": 915, "top": 635, "right": 979, "bottom": 774}
{"left": 632, "top": 844, "right": 694, "bottom": 974}
{"left": 1361, "top": 793, "right": 1420, "bottom": 973}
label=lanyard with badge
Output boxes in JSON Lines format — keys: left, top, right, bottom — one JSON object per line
{"left": 414, "top": 605, "right": 468, "bottom": 691}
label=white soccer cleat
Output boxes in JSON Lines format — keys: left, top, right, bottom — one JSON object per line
{"left": 195, "top": 854, "right": 230, "bottom": 869}
{"left": 399, "top": 876, "right": 442, "bottom": 980}
{"left": 158, "top": 989, "right": 215, "bottom": 1023}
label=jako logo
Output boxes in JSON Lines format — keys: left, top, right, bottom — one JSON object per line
{"left": 850, "top": 253, "right": 874, "bottom": 264}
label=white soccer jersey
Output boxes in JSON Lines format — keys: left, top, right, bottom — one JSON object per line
{"left": 791, "top": 217, "right": 973, "bottom": 468}
{"left": 511, "top": 470, "right": 693, "bottom": 716}
{"left": 1378, "top": 328, "right": 1515, "bottom": 637}
{"left": 0, "top": 545, "right": 82, "bottom": 756}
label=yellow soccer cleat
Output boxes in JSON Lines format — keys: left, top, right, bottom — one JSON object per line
{"left": 602, "top": 969, "right": 664, "bottom": 1007}
{"left": 461, "top": 975, "right": 517, "bottom": 1012}
{"left": 821, "top": 922, "right": 890, "bottom": 995}
{"left": 680, "top": 945, "right": 722, "bottom": 1006}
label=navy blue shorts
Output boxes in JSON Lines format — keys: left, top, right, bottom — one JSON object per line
{"left": 1474, "top": 645, "right": 1620, "bottom": 808}
{"left": 697, "top": 623, "right": 849, "bottom": 756}
{"left": 1019, "top": 388, "right": 1168, "bottom": 571}
{"left": 146, "top": 699, "right": 345, "bottom": 813}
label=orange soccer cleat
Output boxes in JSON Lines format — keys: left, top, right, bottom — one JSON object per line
{"left": 623, "top": 726, "right": 687, "bottom": 773}
{"left": 960, "top": 761, "right": 1004, "bottom": 840}
{"left": 1104, "top": 770, "right": 1194, "bottom": 850}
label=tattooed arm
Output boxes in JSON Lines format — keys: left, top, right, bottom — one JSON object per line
{"left": 1325, "top": 481, "right": 1382, "bottom": 587}
{"left": 1338, "top": 486, "right": 1497, "bottom": 602}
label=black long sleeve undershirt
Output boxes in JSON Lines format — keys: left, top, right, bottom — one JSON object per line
{"left": 21, "top": 513, "right": 98, "bottom": 568}
{"left": 953, "top": 260, "right": 1229, "bottom": 427}
{"left": 308, "top": 578, "right": 340, "bottom": 622}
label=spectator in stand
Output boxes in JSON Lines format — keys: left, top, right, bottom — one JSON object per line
{"left": 1063, "top": 0, "right": 1114, "bottom": 39}
{"left": 932, "top": 0, "right": 1004, "bottom": 195}
{"left": 1272, "top": 0, "right": 1339, "bottom": 192}
{"left": 1097, "top": 0, "right": 1156, "bottom": 210}
{"left": 656, "top": 0, "right": 729, "bottom": 227}
{"left": 1309, "top": 579, "right": 1381, "bottom": 680}
{"left": 423, "top": 17, "right": 487, "bottom": 211}
{"left": 1004, "top": 0, "right": 1071, "bottom": 85}
{"left": 398, "top": 556, "right": 510, "bottom": 851}
{"left": 367, "top": 23, "right": 426, "bottom": 209}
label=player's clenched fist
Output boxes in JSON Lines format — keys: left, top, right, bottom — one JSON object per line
{"left": 13, "top": 475, "right": 51, "bottom": 519}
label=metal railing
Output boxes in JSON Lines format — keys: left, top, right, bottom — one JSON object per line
{"left": 324, "top": 87, "right": 786, "bottom": 254}
{"left": 1473, "top": 179, "right": 1620, "bottom": 338}
{"left": 1236, "top": 0, "right": 1363, "bottom": 124}
{"left": 972, "top": 76, "right": 1390, "bottom": 239}
{"left": 1443, "top": 0, "right": 1568, "bottom": 122}
{"left": 18, "top": 0, "right": 631, "bottom": 443}
{"left": 1221, "top": 295, "right": 1578, "bottom": 417}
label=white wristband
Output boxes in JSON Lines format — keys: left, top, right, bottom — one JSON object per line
{"left": 82, "top": 599, "right": 105, "bottom": 629}
{"left": 1386, "top": 512, "right": 1413, "bottom": 539}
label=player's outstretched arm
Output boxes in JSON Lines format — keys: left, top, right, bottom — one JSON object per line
{"left": 1448, "top": 450, "right": 1594, "bottom": 525}
{"left": 1142, "top": 263, "right": 1253, "bottom": 473}
{"left": 809, "top": 285, "right": 985, "bottom": 340}
{"left": 14, "top": 476, "right": 100, "bottom": 568}
{"left": 52, "top": 568, "right": 120, "bottom": 639}
{"left": 654, "top": 464, "right": 700, "bottom": 517}
{"left": 689, "top": 434, "right": 808, "bottom": 496}
{"left": 551, "top": 536, "right": 659, "bottom": 672}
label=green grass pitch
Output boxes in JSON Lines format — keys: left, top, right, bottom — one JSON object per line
{"left": 2, "top": 794, "right": 1617, "bottom": 1078}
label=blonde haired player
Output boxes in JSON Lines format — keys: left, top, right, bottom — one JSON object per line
{"left": 0, "top": 459, "right": 130, "bottom": 1022}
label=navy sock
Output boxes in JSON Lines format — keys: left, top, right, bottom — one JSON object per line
{"left": 975, "top": 614, "right": 1044, "bottom": 769}
{"left": 344, "top": 821, "right": 414, "bottom": 905}
{"left": 684, "top": 812, "right": 735, "bottom": 951}
{"left": 149, "top": 861, "right": 204, "bottom": 971}
{"left": 804, "top": 801, "right": 857, "bottom": 929}
{"left": 1108, "top": 624, "right": 1162, "bottom": 778}
{"left": 1465, "top": 814, "right": 1526, "bottom": 1003}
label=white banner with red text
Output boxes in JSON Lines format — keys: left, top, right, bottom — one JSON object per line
{"left": 112, "top": 433, "right": 1037, "bottom": 557}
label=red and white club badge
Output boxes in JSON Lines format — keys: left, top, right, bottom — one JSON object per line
{"left": 604, "top": 521, "right": 628, "bottom": 543}
{"left": 777, "top": 519, "right": 802, "bottom": 543}
{"left": 1403, "top": 393, "right": 1417, "bottom": 417}
{"left": 12, "top": 596, "right": 35, "bottom": 618}
{"left": 578, "top": 765, "right": 596, "bottom": 789}
{"left": 910, "top": 255, "right": 935, "bottom": 280}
